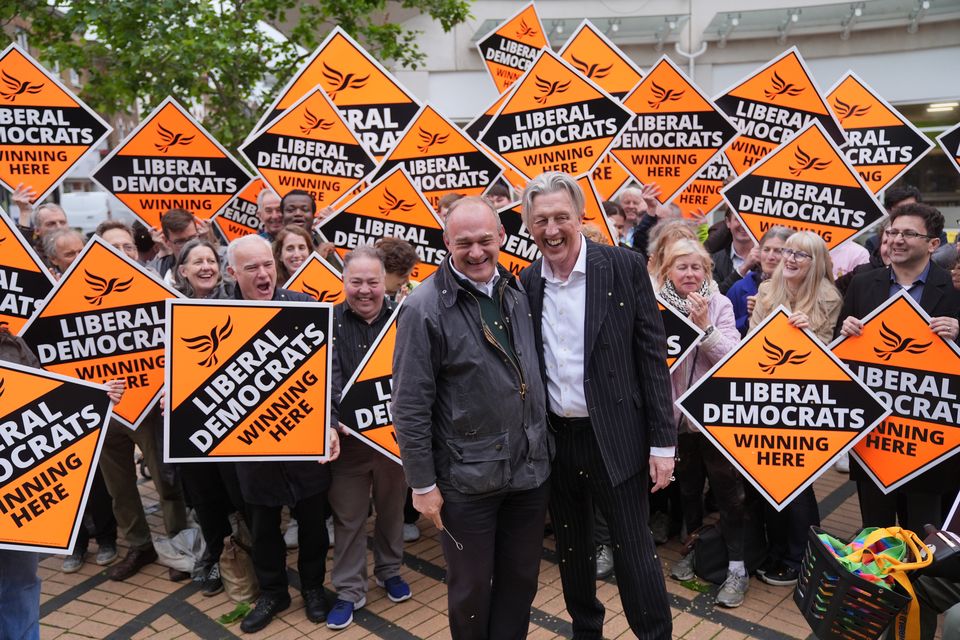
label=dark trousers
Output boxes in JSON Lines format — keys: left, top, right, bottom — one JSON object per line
{"left": 439, "top": 482, "right": 550, "bottom": 640}
{"left": 765, "top": 486, "right": 819, "bottom": 570}
{"left": 248, "top": 491, "right": 329, "bottom": 599}
{"left": 857, "top": 480, "right": 944, "bottom": 533}
{"left": 676, "top": 432, "right": 746, "bottom": 562}
{"left": 72, "top": 467, "right": 117, "bottom": 553}
{"left": 179, "top": 462, "right": 245, "bottom": 567}
{"left": 403, "top": 488, "right": 419, "bottom": 525}
{"left": 913, "top": 576, "right": 960, "bottom": 640}
{"left": 550, "top": 418, "right": 671, "bottom": 640}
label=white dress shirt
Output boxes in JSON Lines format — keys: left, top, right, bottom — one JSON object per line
{"left": 541, "top": 235, "right": 674, "bottom": 458}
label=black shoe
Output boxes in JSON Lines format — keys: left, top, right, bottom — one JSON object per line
{"left": 240, "top": 594, "right": 291, "bottom": 633}
{"left": 303, "top": 588, "right": 329, "bottom": 623}
{"left": 168, "top": 567, "right": 191, "bottom": 582}
{"left": 759, "top": 563, "right": 798, "bottom": 587}
{"left": 755, "top": 556, "right": 779, "bottom": 577}
{"left": 107, "top": 545, "right": 158, "bottom": 581}
{"left": 201, "top": 563, "right": 223, "bottom": 597}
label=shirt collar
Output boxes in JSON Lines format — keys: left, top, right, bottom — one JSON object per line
{"left": 889, "top": 261, "right": 932, "bottom": 285}
{"left": 344, "top": 298, "right": 393, "bottom": 325}
{"left": 449, "top": 260, "right": 500, "bottom": 296}
{"left": 541, "top": 234, "right": 587, "bottom": 284}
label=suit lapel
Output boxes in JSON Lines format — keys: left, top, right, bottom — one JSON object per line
{"left": 584, "top": 243, "right": 611, "bottom": 357}
{"left": 920, "top": 264, "right": 948, "bottom": 312}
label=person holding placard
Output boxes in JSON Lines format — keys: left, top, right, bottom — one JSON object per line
{"left": 655, "top": 238, "right": 747, "bottom": 607}
{"left": 752, "top": 231, "right": 842, "bottom": 586}
{"left": 838, "top": 203, "right": 960, "bottom": 534}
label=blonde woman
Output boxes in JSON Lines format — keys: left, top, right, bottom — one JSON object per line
{"left": 648, "top": 219, "right": 700, "bottom": 286}
{"left": 749, "top": 231, "right": 842, "bottom": 587}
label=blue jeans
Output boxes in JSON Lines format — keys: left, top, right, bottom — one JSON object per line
{"left": 0, "top": 551, "right": 40, "bottom": 640}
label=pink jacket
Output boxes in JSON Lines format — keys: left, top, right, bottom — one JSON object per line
{"left": 669, "top": 292, "right": 740, "bottom": 432}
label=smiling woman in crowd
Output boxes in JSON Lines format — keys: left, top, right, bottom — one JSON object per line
{"left": 272, "top": 225, "right": 316, "bottom": 284}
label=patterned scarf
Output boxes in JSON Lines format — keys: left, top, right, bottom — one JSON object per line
{"left": 659, "top": 279, "right": 712, "bottom": 316}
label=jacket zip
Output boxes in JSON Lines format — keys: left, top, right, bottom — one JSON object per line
{"left": 465, "top": 288, "right": 527, "bottom": 400}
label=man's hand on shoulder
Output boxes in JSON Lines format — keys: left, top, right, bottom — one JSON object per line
{"left": 413, "top": 486, "right": 445, "bottom": 531}
{"left": 649, "top": 455, "right": 674, "bottom": 493}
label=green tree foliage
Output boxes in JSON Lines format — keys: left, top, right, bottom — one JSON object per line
{"left": 6, "top": 0, "right": 470, "bottom": 148}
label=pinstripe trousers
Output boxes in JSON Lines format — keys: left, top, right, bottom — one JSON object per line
{"left": 550, "top": 418, "right": 672, "bottom": 640}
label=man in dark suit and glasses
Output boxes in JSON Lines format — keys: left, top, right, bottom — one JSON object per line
{"left": 519, "top": 172, "right": 676, "bottom": 639}
{"left": 837, "top": 202, "right": 960, "bottom": 534}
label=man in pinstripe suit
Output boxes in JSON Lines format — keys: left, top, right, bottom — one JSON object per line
{"left": 519, "top": 172, "right": 676, "bottom": 640}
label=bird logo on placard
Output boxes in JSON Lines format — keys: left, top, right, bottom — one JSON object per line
{"left": 0, "top": 70, "right": 43, "bottom": 101}
{"left": 379, "top": 189, "right": 416, "bottom": 216}
{"left": 873, "top": 322, "right": 932, "bottom": 361}
{"left": 789, "top": 147, "right": 831, "bottom": 176}
{"left": 322, "top": 63, "right": 369, "bottom": 100}
{"left": 759, "top": 338, "right": 809, "bottom": 374}
{"left": 534, "top": 76, "right": 571, "bottom": 105}
{"left": 300, "top": 109, "right": 334, "bottom": 135}
{"left": 570, "top": 55, "right": 613, "bottom": 80}
{"left": 647, "top": 82, "right": 685, "bottom": 110}
{"left": 181, "top": 317, "right": 234, "bottom": 367}
{"left": 83, "top": 271, "right": 134, "bottom": 306}
{"left": 154, "top": 124, "right": 195, "bottom": 153}
{"left": 763, "top": 71, "right": 804, "bottom": 100}
{"left": 515, "top": 19, "right": 538, "bottom": 38}
{"left": 832, "top": 97, "right": 871, "bottom": 123}
{"left": 302, "top": 282, "right": 337, "bottom": 302}
{"left": 417, "top": 127, "right": 449, "bottom": 153}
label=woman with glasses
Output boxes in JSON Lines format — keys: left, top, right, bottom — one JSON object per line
{"left": 749, "top": 231, "right": 842, "bottom": 587}
{"left": 726, "top": 226, "right": 794, "bottom": 337}
{"left": 171, "top": 238, "right": 248, "bottom": 596}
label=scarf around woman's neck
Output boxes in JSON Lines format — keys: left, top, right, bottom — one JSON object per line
{"left": 659, "top": 278, "right": 712, "bottom": 315}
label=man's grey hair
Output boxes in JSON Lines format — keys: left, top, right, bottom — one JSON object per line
{"left": 759, "top": 225, "right": 795, "bottom": 246}
{"left": 226, "top": 234, "right": 272, "bottom": 267}
{"left": 41, "top": 227, "right": 83, "bottom": 259}
{"left": 618, "top": 186, "right": 644, "bottom": 201}
{"left": 256, "top": 188, "right": 279, "bottom": 210}
{"left": 343, "top": 246, "right": 385, "bottom": 274}
{"left": 443, "top": 196, "right": 503, "bottom": 234}
{"left": 32, "top": 202, "right": 65, "bottom": 228}
{"left": 521, "top": 172, "right": 584, "bottom": 226}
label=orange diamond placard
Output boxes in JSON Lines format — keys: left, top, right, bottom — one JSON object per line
{"left": 591, "top": 153, "right": 632, "bottom": 201}
{"left": 576, "top": 173, "right": 618, "bottom": 247}
{"left": 338, "top": 304, "right": 403, "bottom": 463}
{"left": 832, "top": 292, "right": 960, "bottom": 493}
{"left": 214, "top": 177, "right": 264, "bottom": 243}
{"left": 827, "top": 72, "right": 933, "bottom": 194}
{"left": 657, "top": 295, "right": 704, "bottom": 373}
{"left": 316, "top": 167, "right": 446, "bottom": 280}
{"left": 0, "top": 209, "right": 54, "bottom": 333}
{"left": 240, "top": 86, "right": 377, "bottom": 208}
{"left": 372, "top": 105, "right": 503, "bottom": 210}
{"left": 937, "top": 121, "right": 960, "bottom": 180}
{"left": 476, "top": 2, "right": 548, "bottom": 94}
{"left": 497, "top": 201, "right": 539, "bottom": 276}
{"left": 283, "top": 252, "right": 345, "bottom": 304}
{"left": 678, "top": 307, "right": 888, "bottom": 509}
{"left": 479, "top": 49, "right": 633, "bottom": 182}
{"left": 558, "top": 20, "right": 644, "bottom": 100}
{"left": 0, "top": 44, "right": 111, "bottom": 202}
{"left": 165, "top": 299, "right": 332, "bottom": 462}
{"left": 18, "top": 237, "right": 180, "bottom": 430}
{"left": 715, "top": 47, "right": 846, "bottom": 175}
{"left": 612, "top": 56, "right": 738, "bottom": 204}
{"left": 722, "top": 120, "right": 886, "bottom": 250}
{"left": 92, "top": 97, "right": 248, "bottom": 229}
{"left": 251, "top": 27, "right": 421, "bottom": 159}
{"left": 0, "top": 362, "right": 112, "bottom": 553}
{"left": 673, "top": 150, "right": 737, "bottom": 219}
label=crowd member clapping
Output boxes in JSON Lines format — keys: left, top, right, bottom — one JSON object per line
{"left": 750, "top": 231, "right": 841, "bottom": 587}
{"left": 656, "top": 239, "right": 748, "bottom": 608}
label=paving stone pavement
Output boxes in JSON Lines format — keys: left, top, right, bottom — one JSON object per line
{"left": 36, "top": 465, "right": 934, "bottom": 639}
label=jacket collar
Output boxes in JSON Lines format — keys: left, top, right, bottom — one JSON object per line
{"left": 438, "top": 257, "right": 519, "bottom": 308}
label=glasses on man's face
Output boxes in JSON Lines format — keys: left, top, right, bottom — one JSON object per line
{"left": 884, "top": 228, "right": 933, "bottom": 241}
{"left": 781, "top": 248, "right": 812, "bottom": 261}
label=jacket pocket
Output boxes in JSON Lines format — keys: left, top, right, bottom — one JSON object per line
{"left": 446, "top": 432, "right": 512, "bottom": 495}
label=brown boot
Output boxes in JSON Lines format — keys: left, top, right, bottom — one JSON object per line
{"left": 107, "top": 544, "right": 158, "bottom": 581}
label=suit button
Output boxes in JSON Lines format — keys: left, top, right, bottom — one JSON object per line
{"left": 495, "top": 444, "right": 503, "bottom": 451}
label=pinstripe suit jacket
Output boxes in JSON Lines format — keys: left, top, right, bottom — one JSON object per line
{"left": 520, "top": 239, "right": 677, "bottom": 487}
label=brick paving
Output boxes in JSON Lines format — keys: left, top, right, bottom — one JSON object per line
{"left": 35, "top": 465, "right": 920, "bottom": 639}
